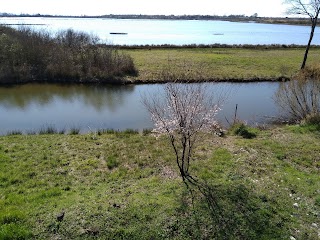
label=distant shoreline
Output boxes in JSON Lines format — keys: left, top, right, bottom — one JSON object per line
{"left": 0, "top": 14, "right": 311, "bottom": 26}
{"left": 1, "top": 23, "right": 317, "bottom": 85}
{"left": 1, "top": 44, "right": 319, "bottom": 85}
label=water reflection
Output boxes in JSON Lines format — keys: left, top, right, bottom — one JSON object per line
{"left": 0, "top": 82, "right": 280, "bottom": 134}
{"left": 0, "top": 84, "right": 135, "bottom": 111}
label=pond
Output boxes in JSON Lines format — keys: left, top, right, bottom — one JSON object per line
{"left": 0, "top": 82, "right": 280, "bottom": 134}
{"left": 0, "top": 17, "right": 319, "bottom": 45}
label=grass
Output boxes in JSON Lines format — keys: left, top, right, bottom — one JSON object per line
{"left": 69, "top": 127, "right": 81, "bottom": 135}
{"left": 38, "top": 125, "right": 59, "bottom": 135}
{"left": 122, "top": 47, "right": 320, "bottom": 83}
{"left": 0, "top": 126, "right": 319, "bottom": 239}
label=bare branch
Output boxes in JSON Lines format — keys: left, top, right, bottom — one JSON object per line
{"left": 275, "top": 66, "right": 320, "bottom": 122}
{"left": 284, "top": 0, "right": 320, "bottom": 68}
{"left": 284, "top": 0, "right": 320, "bottom": 17}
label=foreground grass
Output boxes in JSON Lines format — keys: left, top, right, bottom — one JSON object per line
{"left": 0, "top": 126, "right": 319, "bottom": 239}
{"left": 123, "top": 47, "right": 320, "bottom": 83}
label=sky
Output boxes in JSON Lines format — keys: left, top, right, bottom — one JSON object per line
{"left": 1, "top": 0, "right": 290, "bottom": 17}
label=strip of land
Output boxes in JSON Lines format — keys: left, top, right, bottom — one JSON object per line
{"left": 0, "top": 14, "right": 312, "bottom": 26}
{"left": 121, "top": 47, "right": 320, "bottom": 83}
{"left": 1, "top": 21, "right": 319, "bottom": 84}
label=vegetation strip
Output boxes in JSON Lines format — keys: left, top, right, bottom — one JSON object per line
{"left": 0, "top": 14, "right": 313, "bottom": 26}
{"left": 1, "top": 25, "right": 320, "bottom": 85}
{"left": 123, "top": 47, "right": 320, "bottom": 83}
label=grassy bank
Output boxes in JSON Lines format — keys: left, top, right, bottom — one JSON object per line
{"left": 0, "top": 126, "right": 319, "bottom": 239}
{"left": 122, "top": 47, "right": 320, "bottom": 83}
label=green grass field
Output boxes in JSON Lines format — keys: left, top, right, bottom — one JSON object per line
{"left": 122, "top": 47, "right": 320, "bottom": 83}
{"left": 0, "top": 126, "right": 319, "bottom": 239}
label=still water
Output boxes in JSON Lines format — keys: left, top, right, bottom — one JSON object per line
{"left": 0, "top": 17, "right": 319, "bottom": 45}
{"left": 0, "top": 18, "right": 295, "bottom": 133}
{"left": 0, "top": 83, "right": 280, "bottom": 134}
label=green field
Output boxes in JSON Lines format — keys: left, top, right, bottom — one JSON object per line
{"left": 122, "top": 47, "right": 320, "bottom": 83}
{"left": 0, "top": 126, "right": 319, "bottom": 239}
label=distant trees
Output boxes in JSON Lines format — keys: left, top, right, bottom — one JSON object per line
{"left": 143, "top": 83, "right": 223, "bottom": 184}
{"left": 284, "top": 0, "right": 320, "bottom": 69}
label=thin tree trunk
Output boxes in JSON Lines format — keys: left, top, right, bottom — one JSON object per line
{"left": 301, "top": 19, "right": 317, "bottom": 69}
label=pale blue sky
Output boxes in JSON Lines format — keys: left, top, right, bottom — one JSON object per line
{"left": 1, "top": 0, "right": 289, "bottom": 17}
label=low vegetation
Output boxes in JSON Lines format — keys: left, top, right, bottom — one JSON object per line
{"left": 123, "top": 47, "right": 320, "bottom": 83}
{"left": 0, "top": 26, "right": 137, "bottom": 84}
{"left": 0, "top": 125, "right": 319, "bottom": 239}
{"left": 228, "top": 122, "right": 258, "bottom": 139}
{"left": 275, "top": 64, "right": 320, "bottom": 123}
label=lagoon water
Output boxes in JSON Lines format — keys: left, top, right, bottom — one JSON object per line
{"left": 0, "top": 18, "right": 307, "bottom": 133}
{"left": 0, "top": 17, "right": 319, "bottom": 45}
{"left": 0, "top": 83, "right": 280, "bottom": 134}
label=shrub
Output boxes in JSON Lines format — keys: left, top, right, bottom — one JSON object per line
{"left": 275, "top": 64, "right": 320, "bottom": 123}
{"left": 229, "top": 122, "right": 257, "bottom": 139}
{"left": 303, "top": 113, "right": 320, "bottom": 125}
{"left": 107, "top": 156, "right": 119, "bottom": 169}
{"left": 297, "top": 113, "right": 320, "bottom": 132}
{"left": 0, "top": 26, "right": 137, "bottom": 83}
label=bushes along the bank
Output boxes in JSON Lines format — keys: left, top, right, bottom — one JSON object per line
{"left": 0, "top": 26, "right": 137, "bottom": 83}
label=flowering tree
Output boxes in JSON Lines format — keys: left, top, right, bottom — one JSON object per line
{"left": 143, "top": 83, "right": 222, "bottom": 184}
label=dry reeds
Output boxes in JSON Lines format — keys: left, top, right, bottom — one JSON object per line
{"left": 0, "top": 26, "right": 137, "bottom": 84}
{"left": 275, "top": 64, "right": 320, "bottom": 122}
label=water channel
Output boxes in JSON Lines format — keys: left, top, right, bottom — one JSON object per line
{"left": 0, "top": 82, "right": 280, "bottom": 134}
{"left": 0, "top": 18, "right": 302, "bottom": 134}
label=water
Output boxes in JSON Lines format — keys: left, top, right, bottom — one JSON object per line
{"left": 0, "top": 18, "right": 300, "bottom": 134}
{"left": 0, "top": 17, "right": 318, "bottom": 45}
{"left": 0, "top": 83, "right": 280, "bottom": 134}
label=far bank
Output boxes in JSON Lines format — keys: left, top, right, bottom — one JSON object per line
{"left": 121, "top": 47, "right": 319, "bottom": 84}
{"left": 2, "top": 46, "right": 319, "bottom": 85}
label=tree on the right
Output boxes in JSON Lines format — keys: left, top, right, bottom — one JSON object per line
{"left": 284, "top": 0, "right": 320, "bottom": 69}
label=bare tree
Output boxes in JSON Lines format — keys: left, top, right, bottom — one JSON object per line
{"left": 284, "top": 0, "right": 320, "bottom": 69}
{"left": 143, "top": 83, "right": 223, "bottom": 184}
{"left": 275, "top": 65, "right": 320, "bottom": 121}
